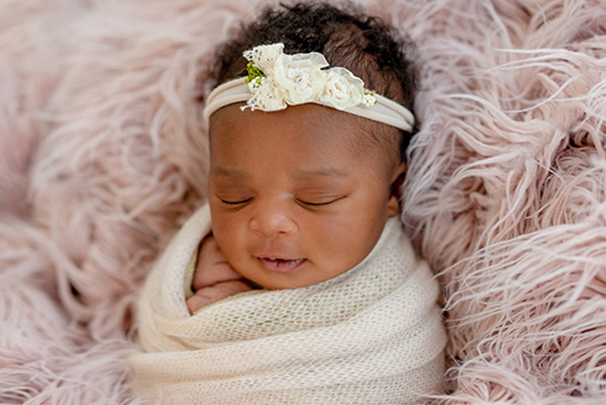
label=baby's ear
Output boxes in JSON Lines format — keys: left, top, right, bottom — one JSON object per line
{"left": 388, "top": 162, "right": 406, "bottom": 217}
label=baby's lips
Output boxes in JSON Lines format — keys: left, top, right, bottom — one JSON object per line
{"left": 257, "top": 257, "right": 306, "bottom": 273}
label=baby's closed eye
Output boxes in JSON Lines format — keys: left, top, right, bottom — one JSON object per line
{"left": 293, "top": 184, "right": 350, "bottom": 207}
{"left": 294, "top": 194, "right": 347, "bottom": 207}
{"left": 213, "top": 188, "right": 254, "bottom": 207}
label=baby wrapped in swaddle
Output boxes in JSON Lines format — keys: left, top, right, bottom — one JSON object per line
{"left": 130, "top": 3, "right": 446, "bottom": 404}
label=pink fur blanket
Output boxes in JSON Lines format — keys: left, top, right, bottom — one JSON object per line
{"left": 1, "top": 0, "right": 605, "bottom": 403}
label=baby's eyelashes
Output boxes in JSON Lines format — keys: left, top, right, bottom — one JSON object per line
{"left": 294, "top": 196, "right": 345, "bottom": 207}
{"left": 212, "top": 190, "right": 255, "bottom": 208}
{"left": 218, "top": 197, "right": 253, "bottom": 206}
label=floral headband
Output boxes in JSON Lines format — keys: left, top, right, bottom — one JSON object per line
{"left": 203, "top": 43, "right": 415, "bottom": 132}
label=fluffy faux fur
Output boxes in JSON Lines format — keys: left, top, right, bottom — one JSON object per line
{"left": 1, "top": 0, "right": 605, "bottom": 403}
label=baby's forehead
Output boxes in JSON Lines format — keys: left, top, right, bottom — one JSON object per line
{"left": 208, "top": 105, "right": 401, "bottom": 179}
{"left": 209, "top": 103, "right": 391, "bottom": 150}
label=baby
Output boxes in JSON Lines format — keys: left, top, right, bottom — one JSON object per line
{"left": 186, "top": 1, "right": 416, "bottom": 313}
{"left": 131, "top": 3, "right": 446, "bottom": 404}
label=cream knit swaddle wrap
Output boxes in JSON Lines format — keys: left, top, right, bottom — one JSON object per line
{"left": 130, "top": 204, "right": 446, "bottom": 404}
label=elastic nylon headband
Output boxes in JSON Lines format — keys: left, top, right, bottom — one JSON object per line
{"left": 203, "top": 77, "right": 415, "bottom": 132}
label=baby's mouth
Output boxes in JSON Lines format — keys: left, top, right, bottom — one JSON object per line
{"left": 257, "top": 257, "right": 306, "bottom": 272}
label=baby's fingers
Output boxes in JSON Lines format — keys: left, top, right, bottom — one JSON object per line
{"left": 193, "top": 235, "right": 241, "bottom": 289}
{"left": 192, "top": 261, "right": 242, "bottom": 290}
{"left": 187, "top": 280, "right": 252, "bottom": 314}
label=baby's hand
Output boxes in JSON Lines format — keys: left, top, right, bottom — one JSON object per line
{"left": 186, "top": 235, "right": 252, "bottom": 314}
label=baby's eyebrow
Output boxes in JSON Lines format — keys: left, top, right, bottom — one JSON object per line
{"left": 292, "top": 168, "right": 349, "bottom": 180}
{"left": 210, "top": 167, "right": 250, "bottom": 179}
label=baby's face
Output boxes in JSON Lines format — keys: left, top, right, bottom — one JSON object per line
{"left": 208, "top": 104, "right": 403, "bottom": 289}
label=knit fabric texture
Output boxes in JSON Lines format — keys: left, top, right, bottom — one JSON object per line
{"left": 130, "top": 204, "right": 446, "bottom": 404}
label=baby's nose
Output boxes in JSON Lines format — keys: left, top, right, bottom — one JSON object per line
{"left": 248, "top": 202, "right": 297, "bottom": 237}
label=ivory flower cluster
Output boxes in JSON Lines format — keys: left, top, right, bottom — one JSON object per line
{"left": 243, "top": 43, "right": 376, "bottom": 112}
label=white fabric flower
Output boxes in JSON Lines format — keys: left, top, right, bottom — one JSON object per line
{"left": 273, "top": 52, "right": 329, "bottom": 105}
{"left": 320, "top": 68, "right": 365, "bottom": 110}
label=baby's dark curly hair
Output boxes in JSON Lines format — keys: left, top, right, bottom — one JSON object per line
{"left": 208, "top": 1, "right": 419, "bottom": 162}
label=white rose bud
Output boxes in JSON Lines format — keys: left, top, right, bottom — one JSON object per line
{"left": 320, "top": 68, "right": 365, "bottom": 110}
{"left": 273, "top": 52, "right": 329, "bottom": 105}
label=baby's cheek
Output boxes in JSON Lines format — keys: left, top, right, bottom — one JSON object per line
{"left": 210, "top": 215, "right": 242, "bottom": 251}
{"left": 213, "top": 221, "right": 248, "bottom": 258}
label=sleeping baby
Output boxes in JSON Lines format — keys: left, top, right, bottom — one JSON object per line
{"left": 130, "top": 2, "right": 447, "bottom": 404}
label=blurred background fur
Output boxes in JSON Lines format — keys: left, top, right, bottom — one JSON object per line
{"left": 1, "top": 0, "right": 605, "bottom": 403}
